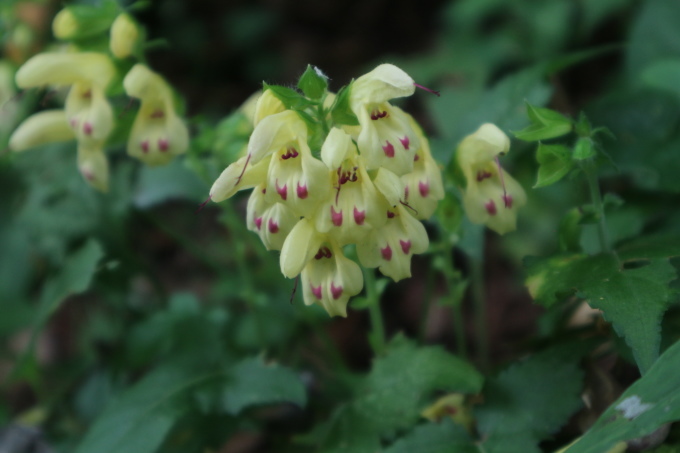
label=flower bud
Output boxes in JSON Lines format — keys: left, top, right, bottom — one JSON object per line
{"left": 110, "top": 13, "right": 141, "bottom": 59}
{"left": 51, "top": 3, "right": 118, "bottom": 40}
{"left": 9, "top": 110, "right": 75, "bottom": 151}
{"left": 77, "top": 145, "right": 109, "bottom": 192}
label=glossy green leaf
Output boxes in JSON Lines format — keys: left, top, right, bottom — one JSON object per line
{"left": 534, "top": 143, "right": 573, "bottom": 188}
{"left": 565, "top": 340, "right": 680, "bottom": 453}
{"left": 297, "top": 64, "right": 328, "bottom": 100}
{"left": 476, "top": 347, "right": 584, "bottom": 453}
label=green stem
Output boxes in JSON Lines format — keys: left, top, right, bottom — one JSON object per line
{"left": 471, "top": 257, "right": 488, "bottom": 369}
{"left": 583, "top": 159, "right": 611, "bottom": 253}
{"left": 364, "top": 267, "right": 386, "bottom": 355}
{"left": 417, "top": 268, "right": 435, "bottom": 344}
{"left": 440, "top": 243, "right": 467, "bottom": 358}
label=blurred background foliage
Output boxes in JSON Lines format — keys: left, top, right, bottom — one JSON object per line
{"left": 1, "top": 0, "right": 680, "bottom": 452}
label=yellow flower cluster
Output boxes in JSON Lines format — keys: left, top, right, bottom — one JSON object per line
{"left": 9, "top": 6, "right": 188, "bottom": 191}
{"left": 210, "top": 64, "right": 444, "bottom": 317}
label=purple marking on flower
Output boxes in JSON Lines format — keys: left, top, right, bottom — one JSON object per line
{"left": 150, "top": 109, "right": 165, "bottom": 119}
{"left": 418, "top": 181, "right": 430, "bottom": 197}
{"left": 400, "top": 136, "right": 410, "bottom": 150}
{"left": 353, "top": 207, "right": 366, "bottom": 225}
{"left": 387, "top": 211, "right": 395, "bottom": 219}
{"left": 83, "top": 122, "right": 93, "bottom": 136}
{"left": 276, "top": 180, "right": 288, "bottom": 200}
{"left": 254, "top": 216, "right": 263, "bottom": 230}
{"left": 485, "top": 200, "right": 497, "bottom": 215}
{"left": 414, "top": 153, "right": 420, "bottom": 161}
{"left": 400, "top": 239, "right": 412, "bottom": 254}
{"left": 311, "top": 284, "right": 322, "bottom": 299}
{"left": 404, "top": 185, "right": 410, "bottom": 201}
{"left": 476, "top": 170, "right": 492, "bottom": 182}
{"left": 268, "top": 218, "right": 279, "bottom": 233}
{"left": 324, "top": 247, "right": 332, "bottom": 258}
{"left": 290, "top": 147, "right": 299, "bottom": 158}
{"left": 331, "top": 206, "right": 343, "bottom": 226}
{"left": 140, "top": 140, "right": 149, "bottom": 153}
{"left": 297, "top": 183, "right": 308, "bottom": 199}
{"left": 383, "top": 141, "right": 395, "bottom": 157}
{"left": 381, "top": 245, "right": 393, "bottom": 261}
{"left": 503, "top": 194, "right": 513, "bottom": 208}
{"left": 69, "top": 118, "right": 78, "bottom": 128}
{"left": 370, "top": 110, "right": 388, "bottom": 120}
{"left": 158, "top": 139, "right": 169, "bottom": 152}
{"left": 331, "top": 282, "right": 343, "bottom": 300}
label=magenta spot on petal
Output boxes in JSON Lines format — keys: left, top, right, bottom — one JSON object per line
{"left": 331, "top": 206, "right": 343, "bottom": 226}
{"left": 268, "top": 218, "right": 279, "bottom": 233}
{"left": 276, "top": 180, "right": 288, "bottom": 200}
{"left": 83, "top": 122, "right": 93, "bottom": 136}
{"left": 387, "top": 210, "right": 395, "bottom": 219}
{"left": 83, "top": 170, "right": 94, "bottom": 181}
{"left": 382, "top": 141, "right": 395, "bottom": 158}
{"left": 485, "top": 200, "right": 497, "bottom": 215}
{"left": 140, "top": 140, "right": 149, "bottom": 153}
{"left": 503, "top": 194, "right": 513, "bottom": 208}
{"left": 404, "top": 185, "right": 410, "bottom": 201}
{"left": 418, "top": 181, "right": 430, "bottom": 197}
{"left": 400, "top": 239, "right": 412, "bottom": 254}
{"left": 400, "top": 136, "right": 410, "bottom": 150}
{"left": 477, "top": 170, "right": 492, "bottom": 182}
{"left": 381, "top": 245, "right": 393, "bottom": 261}
{"left": 69, "top": 118, "right": 78, "bottom": 128}
{"left": 158, "top": 139, "right": 169, "bottom": 152}
{"left": 297, "top": 183, "right": 308, "bottom": 199}
{"left": 414, "top": 154, "right": 420, "bottom": 161}
{"left": 150, "top": 109, "right": 165, "bottom": 119}
{"left": 254, "top": 216, "right": 263, "bottom": 230}
{"left": 331, "top": 283, "right": 343, "bottom": 300}
{"left": 311, "top": 284, "right": 322, "bottom": 299}
{"left": 353, "top": 207, "right": 365, "bottom": 225}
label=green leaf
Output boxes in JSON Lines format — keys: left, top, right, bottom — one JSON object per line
{"left": 133, "top": 158, "right": 209, "bottom": 208}
{"left": 435, "top": 190, "right": 463, "bottom": 234}
{"left": 573, "top": 137, "right": 596, "bottom": 161}
{"left": 565, "top": 340, "right": 680, "bottom": 453}
{"left": 558, "top": 208, "right": 583, "bottom": 253}
{"left": 263, "top": 83, "right": 316, "bottom": 110}
{"left": 641, "top": 59, "right": 680, "bottom": 98}
{"left": 297, "top": 64, "right": 328, "bottom": 100}
{"left": 476, "top": 347, "right": 584, "bottom": 453}
{"left": 309, "top": 336, "right": 482, "bottom": 451}
{"left": 330, "top": 83, "right": 360, "bottom": 126}
{"left": 627, "top": 0, "right": 680, "bottom": 81}
{"left": 534, "top": 143, "right": 573, "bottom": 188}
{"left": 37, "top": 239, "right": 104, "bottom": 326}
{"left": 75, "top": 364, "right": 199, "bottom": 453}
{"left": 384, "top": 419, "right": 477, "bottom": 453}
{"left": 525, "top": 253, "right": 678, "bottom": 374}
{"left": 221, "top": 356, "right": 307, "bottom": 415}
{"left": 514, "top": 103, "right": 572, "bottom": 141}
